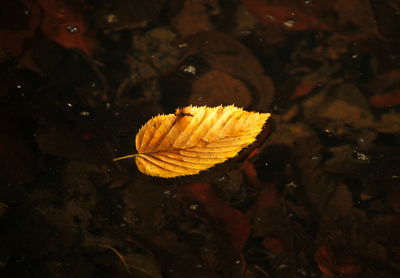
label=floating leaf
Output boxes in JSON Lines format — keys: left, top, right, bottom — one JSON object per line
{"left": 114, "top": 105, "right": 270, "bottom": 178}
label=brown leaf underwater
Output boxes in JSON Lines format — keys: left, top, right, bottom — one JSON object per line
{"left": 114, "top": 105, "right": 270, "bottom": 178}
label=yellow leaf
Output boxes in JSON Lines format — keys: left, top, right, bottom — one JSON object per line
{"left": 114, "top": 105, "right": 270, "bottom": 178}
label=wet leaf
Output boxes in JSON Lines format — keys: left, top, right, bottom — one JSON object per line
{"left": 369, "top": 90, "right": 400, "bottom": 108}
{"left": 37, "top": 0, "right": 94, "bottom": 56}
{"left": 36, "top": 122, "right": 100, "bottom": 164}
{"left": 388, "top": 182, "right": 400, "bottom": 213}
{"left": 179, "top": 183, "right": 251, "bottom": 250}
{"left": 103, "top": 245, "right": 162, "bottom": 278}
{"left": 262, "top": 237, "right": 285, "bottom": 255}
{"left": 375, "top": 111, "right": 400, "bottom": 133}
{"left": 242, "top": 0, "right": 382, "bottom": 41}
{"left": 331, "top": 0, "right": 382, "bottom": 40}
{"left": 0, "top": 110, "right": 37, "bottom": 185}
{"left": 242, "top": 0, "right": 322, "bottom": 31}
{"left": 302, "top": 84, "right": 374, "bottom": 130}
{"left": 190, "top": 70, "right": 253, "bottom": 107}
{"left": 172, "top": 0, "right": 218, "bottom": 37}
{"left": 0, "top": 0, "right": 41, "bottom": 59}
{"left": 93, "top": 0, "right": 163, "bottom": 32}
{"left": 0, "top": 201, "right": 9, "bottom": 218}
{"left": 182, "top": 31, "right": 275, "bottom": 110}
{"left": 315, "top": 244, "right": 363, "bottom": 278}
{"left": 124, "top": 253, "right": 162, "bottom": 278}
{"left": 115, "top": 105, "right": 270, "bottom": 178}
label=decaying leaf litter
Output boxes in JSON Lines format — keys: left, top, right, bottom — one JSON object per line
{"left": 1, "top": 1, "right": 400, "bottom": 278}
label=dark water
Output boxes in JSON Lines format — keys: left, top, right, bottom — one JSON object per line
{"left": 1, "top": 1, "right": 400, "bottom": 278}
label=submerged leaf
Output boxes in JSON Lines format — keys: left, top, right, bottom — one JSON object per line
{"left": 115, "top": 105, "right": 270, "bottom": 178}
{"left": 179, "top": 183, "right": 251, "bottom": 250}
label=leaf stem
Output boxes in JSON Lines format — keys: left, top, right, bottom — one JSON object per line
{"left": 113, "top": 154, "right": 138, "bottom": 161}
{"left": 102, "top": 245, "right": 131, "bottom": 274}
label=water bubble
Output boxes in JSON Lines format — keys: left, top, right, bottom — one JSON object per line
{"left": 65, "top": 25, "right": 79, "bottom": 33}
{"left": 217, "top": 174, "right": 229, "bottom": 184}
{"left": 352, "top": 54, "right": 359, "bottom": 59}
{"left": 264, "top": 14, "right": 276, "bottom": 21}
{"left": 105, "top": 14, "right": 118, "bottom": 23}
{"left": 286, "top": 213, "right": 295, "bottom": 219}
{"left": 240, "top": 29, "right": 252, "bottom": 35}
{"left": 323, "top": 128, "right": 334, "bottom": 137}
{"left": 66, "top": 103, "right": 73, "bottom": 108}
{"left": 80, "top": 111, "right": 90, "bottom": 116}
{"left": 297, "top": 268, "right": 307, "bottom": 276}
{"left": 310, "top": 156, "right": 319, "bottom": 160}
{"left": 178, "top": 43, "right": 189, "bottom": 48}
{"left": 16, "top": 85, "right": 22, "bottom": 89}
{"left": 283, "top": 19, "right": 295, "bottom": 28}
{"left": 286, "top": 181, "right": 298, "bottom": 188}
{"left": 278, "top": 264, "right": 289, "bottom": 270}
{"left": 304, "top": 0, "right": 311, "bottom": 5}
{"left": 105, "top": 102, "right": 111, "bottom": 109}
{"left": 163, "top": 190, "right": 172, "bottom": 197}
{"left": 181, "top": 65, "right": 197, "bottom": 75}
{"left": 235, "top": 260, "right": 241, "bottom": 264}
{"left": 352, "top": 150, "right": 370, "bottom": 162}
{"left": 189, "top": 203, "right": 199, "bottom": 211}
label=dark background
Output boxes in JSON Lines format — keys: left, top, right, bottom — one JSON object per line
{"left": 1, "top": 0, "right": 400, "bottom": 277}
